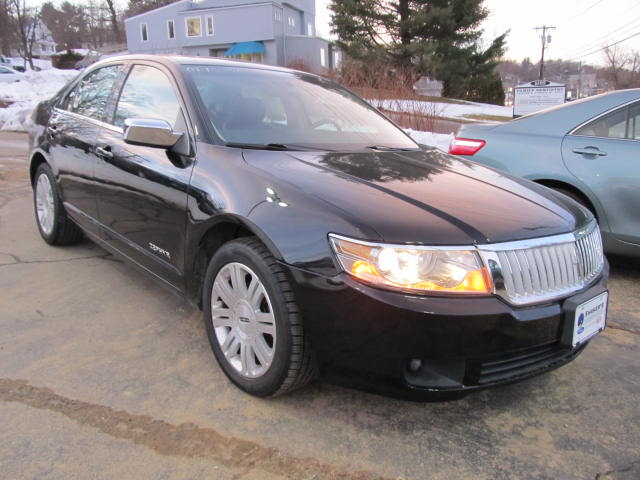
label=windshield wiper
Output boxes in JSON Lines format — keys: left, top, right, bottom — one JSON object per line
{"left": 226, "top": 142, "right": 290, "bottom": 151}
{"left": 365, "top": 145, "right": 420, "bottom": 151}
{"left": 225, "top": 142, "right": 328, "bottom": 151}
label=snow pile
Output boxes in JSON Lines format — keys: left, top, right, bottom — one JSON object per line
{"left": 370, "top": 98, "right": 512, "bottom": 122}
{"left": 0, "top": 68, "right": 77, "bottom": 131}
{"left": 405, "top": 129, "right": 453, "bottom": 152}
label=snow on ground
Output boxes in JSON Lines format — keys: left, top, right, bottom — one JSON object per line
{"left": 405, "top": 129, "right": 453, "bottom": 151}
{"left": 6, "top": 56, "right": 54, "bottom": 71}
{"left": 0, "top": 68, "right": 77, "bottom": 131}
{"left": 369, "top": 98, "right": 512, "bottom": 121}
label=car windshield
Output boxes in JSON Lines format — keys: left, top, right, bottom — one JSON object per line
{"left": 182, "top": 64, "right": 418, "bottom": 151}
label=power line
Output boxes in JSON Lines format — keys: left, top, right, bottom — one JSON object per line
{"left": 559, "top": 15, "right": 640, "bottom": 58}
{"left": 557, "top": 0, "right": 605, "bottom": 26}
{"left": 567, "top": 30, "right": 640, "bottom": 61}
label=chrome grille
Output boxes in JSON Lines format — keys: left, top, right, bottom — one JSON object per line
{"left": 479, "top": 223, "right": 604, "bottom": 305}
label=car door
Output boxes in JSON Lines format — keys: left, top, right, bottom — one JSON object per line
{"left": 47, "top": 64, "right": 122, "bottom": 237}
{"left": 561, "top": 101, "right": 640, "bottom": 246}
{"left": 94, "top": 63, "right": 195, "bottom": 288}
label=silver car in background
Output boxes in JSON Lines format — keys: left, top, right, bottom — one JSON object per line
{"left": 450, "top": 89, "right": 640, "bottom": 257}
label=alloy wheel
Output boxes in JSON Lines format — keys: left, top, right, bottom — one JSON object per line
{"left": 210, "top": 262, "right": 277, "bottom": 378}
{"left": 35, "top": 173, "right": 55, "bottom": 235}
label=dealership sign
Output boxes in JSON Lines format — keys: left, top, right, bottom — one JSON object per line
{"left": 513, "top": 80, "right": 566, "bottom": 117}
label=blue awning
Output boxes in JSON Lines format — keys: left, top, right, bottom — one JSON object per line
{"left": 224, "top": 41, "right": 266, "bottom": 57}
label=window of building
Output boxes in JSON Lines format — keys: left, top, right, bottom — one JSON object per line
{"left": 307, "top": 23, "right": 313, "bottom": 36}
{"left": 114, "top": 65, "right": 182, "bottom": 128}
{"left": 185, "top": 16, "right": 202, "bottom": 37}
{"left": 64, "top": 65, "right": 121, "bottom": 121}
{"left": 320, "top": 48, "right": 326, "bottom": 68}
{"left": 206, "top": 15, "right": 214, "bottom": 36}
{"left": 140, "top": 23, "right": 148, "bottom": 42}
{"left": 274, "top": 10, "right": 282, "bottom": 21}
{"left": 288, "top": 16, "right": 295, "bottom": 27}
{"left": 226, "top": 53, "right": 264, "bottom": 64}
{"left": 334, "top": 51, "right": 342, "bottom": 68}
{"left": 167, "top": 20, "right": 175, "bottom": 39}
{"left": 209, "top": 48, "right": 227, "bottom": 58}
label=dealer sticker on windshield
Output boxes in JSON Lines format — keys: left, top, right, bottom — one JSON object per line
{"left": 572, "top": 292, "right": 608, "bottom": 347}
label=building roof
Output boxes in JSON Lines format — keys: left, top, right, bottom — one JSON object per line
{"left": 124, "top": 0, "right": 289, "bottom": 22}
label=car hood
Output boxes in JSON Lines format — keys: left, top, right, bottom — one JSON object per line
{"left": 243, "top": 148, "right": 591, "bottom": 245}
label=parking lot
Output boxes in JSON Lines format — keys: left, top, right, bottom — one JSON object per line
{"left": 0, "top": 131, "right": 638, "bottom": 480}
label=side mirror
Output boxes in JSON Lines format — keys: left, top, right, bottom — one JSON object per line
{"left": 123, "top": 118, "right": 183, "bottom": 149}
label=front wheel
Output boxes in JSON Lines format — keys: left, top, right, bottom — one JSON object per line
{"left": 203, "top": 237, "right": 315, "bottom": 397}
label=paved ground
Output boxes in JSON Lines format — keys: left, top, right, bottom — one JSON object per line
{"left": 1, "top": 131, "right": 638, "bottom": 480}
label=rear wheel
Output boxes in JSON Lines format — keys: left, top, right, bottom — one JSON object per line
{"left": 552, "top": 187, "right": 599, "bottom": 221}
{"left": 33, "top": 163, "right": 83, "bottom": 245}
{"left": 203, "top": 237, "right": 315, "bottom": 397}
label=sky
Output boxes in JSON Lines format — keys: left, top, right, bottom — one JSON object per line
{"left": 315, "top": 0, "right": 640, "bottom": 66}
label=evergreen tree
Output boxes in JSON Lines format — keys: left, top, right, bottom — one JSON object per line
{"left": 330, "top": 0, "right": 507, "bottom": 102}
{"left": 40, "top": 2, "right": 88, "bottom": 50}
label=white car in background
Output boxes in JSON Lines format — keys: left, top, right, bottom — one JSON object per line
{"left": 0, "top": 65, "right": 23, "bottom": 83}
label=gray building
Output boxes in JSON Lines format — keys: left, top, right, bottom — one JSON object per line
{"left": 124, "top": 0, "right": 340, "bottom": 71}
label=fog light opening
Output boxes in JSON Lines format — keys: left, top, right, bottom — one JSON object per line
{"left": 408, "top": 358, "right": 423, "bottom": 372}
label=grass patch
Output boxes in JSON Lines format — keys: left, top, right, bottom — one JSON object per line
{"left": 417, "top": 95, "right": 469, "bottom": 105}
{"left": 463, "top": 113, "right": 512, "bottom": 122}
{"left": 351, "top": 87, "right": 469, "bottom": 104}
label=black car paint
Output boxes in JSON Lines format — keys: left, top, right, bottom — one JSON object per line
{"left": 28, "top": 56, "right": 606, "bottom": 398}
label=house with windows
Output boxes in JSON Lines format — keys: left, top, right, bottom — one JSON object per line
{"left": 32, "top": 22, "right": 57, "bottom": 58}
{"left": 124, "top": 0, "right": 340, "bottom": 71}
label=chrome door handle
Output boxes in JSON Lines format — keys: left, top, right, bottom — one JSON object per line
{"left": 95, "top": 145, "right": 113, "bottom": 159}
{"left": 572, "top": 147, "right": 607, "bottom": 156}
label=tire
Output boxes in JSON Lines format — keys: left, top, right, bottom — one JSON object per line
{"left": 33, "top": 163, "right": 83, "bottom": 245}
{"left": 553, "top": 187, "right": 593, "bottom": 214}
{"left": 203, "top": 237, "right": 315, "bottom": 397}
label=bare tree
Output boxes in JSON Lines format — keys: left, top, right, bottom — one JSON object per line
{"left": 8, "top": 0, "right": 38, "bottom": 69}
{"left": 104, "top": 0, "right": 121, "bottom": 43}
{"left": 85, "top": 0, "right": 105, "bottom": 49}
{"left": 628, "top": 51, "right": 640, "bottom": 88}
{"left": 0, "top": 0, "right": 17, "bottom": 56}
{"left": 603, "top": 45, "right": 630, "bottom": 90}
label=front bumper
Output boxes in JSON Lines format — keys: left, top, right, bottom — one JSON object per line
{"left": 284, "top": 262, "right": 609, "bottom": 400}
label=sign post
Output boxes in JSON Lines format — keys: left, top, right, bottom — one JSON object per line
{"left": 513, "top": 80, "right": 566, "bottom": 118}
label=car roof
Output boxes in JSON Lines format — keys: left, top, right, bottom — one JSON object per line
{"left": 494, "top": 89, "right": 640, "bottom": 135}
{"left": 92, "top": 53, "right": 299, "bottom": 76}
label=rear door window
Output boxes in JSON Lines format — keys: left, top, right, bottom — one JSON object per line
{"left": 574, "top": 107, "right": 627, "bottom": 139}
{"left": 573, "top": 101, "right": 640, "bottom": 140}
{"left": 64, "top": 65, "right": 121, "bottom": 121}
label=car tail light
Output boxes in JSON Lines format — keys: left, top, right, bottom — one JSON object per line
{"left": 449, "top": 138, "right": 486, "bottom": 156}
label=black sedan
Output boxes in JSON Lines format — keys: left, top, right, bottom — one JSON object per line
{"left": 28, "top": 55, "right": 608, "bottom": 399}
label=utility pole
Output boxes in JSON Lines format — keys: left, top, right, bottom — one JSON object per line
{"left": 534, "top": 25, "right": 556, "bottom": 80}
{"left": 578, "top": 60, "right": 582, "bottom": 98}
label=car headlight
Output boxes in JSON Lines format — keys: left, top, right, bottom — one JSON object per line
{"left": 329, "top": 234, "right": 493, "bottom": 295}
